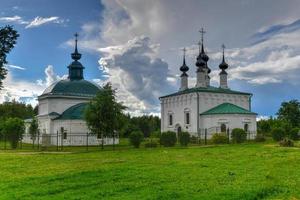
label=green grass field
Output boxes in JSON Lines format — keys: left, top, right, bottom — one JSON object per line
{"left": 0, "top": 142, "right": 300, "bottom": 200}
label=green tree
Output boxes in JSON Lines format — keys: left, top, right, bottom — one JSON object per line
{"left": 277, "top": 99, "right": 300, "bottom": 128}
{"left": 178, "top": 132, "right": 190, "bottom": 147}
{"left": 0, "top": 100, "right": 35, "bottom": 120}
{"left": 29, "top": 117, "right": 39, "bottom": 148}
{"left": 231, "top": 128, "right": 247, "bottom": 143}
{"left": 2, "top": 117, "right": 24, "bottom": 149}
{"left": 85, "top": 83, "right": 125, "bottom": 149}
{"left": 0, "top": 26, "right": 19, "bottom": 90}
{"left": 129, "top": 131, "right": 143, "bottom": 148}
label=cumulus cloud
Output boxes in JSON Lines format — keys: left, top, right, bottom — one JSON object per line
{"left": 99, "top": 36, "right": 174, "bottom": 115}
{"left": 87, "top": 0, "right": 300, "bottom": 116}
{"left": 0, "top": 65, "right": 68, "bottom": 106}
{"left": 0, "top": 71, "right": 44, "bottom": 105}
{"left": 37, "top": 65, "right": 67, "bottom": 87}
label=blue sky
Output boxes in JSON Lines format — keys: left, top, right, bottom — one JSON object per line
{"left": 2, "top": 0, "right": 300, "bottom": 118}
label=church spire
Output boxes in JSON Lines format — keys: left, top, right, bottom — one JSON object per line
{"left": 219, "top": 44, "right": 228, "bottom": 70}
{"left": 180, "top": 48, "right": 189, "bottom": 74}
{"left": 179, "top": 48, "right": 189, "bottom": 91}
{"left": 68, "top": 33, "right": 85, "bottom": 81}
{"left": 219, "top": 44, "right": 229, "bottom": 89}
{"left": 71, "top": 33, "right": 82, "bottom": 61}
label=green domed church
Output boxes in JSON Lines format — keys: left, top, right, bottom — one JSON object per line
{"left": 24, "top": 34, "right": 118, "bottom": 146}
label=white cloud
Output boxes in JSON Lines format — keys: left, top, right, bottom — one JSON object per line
{"left": 25, "top": 16, "right": 64, "bottom": 29}
{"left": 37, "top": 65, "right": 67, "bottom": 87}
{"left": 76, "top": 0, "right": 300, "bottom": 115}
{"left": 0, "top": 15, "right": 27, "bottom": 24}
{"left": 5, "top": 64, "right": 26, "bottom": 70}
{"left": 0, "top": 15, "right": 67, "bottom": 29}
{"left": 99, "top": 36, "right": 174, "bottom": 115}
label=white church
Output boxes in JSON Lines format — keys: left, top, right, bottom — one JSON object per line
{"left": 24, "top": 34, "right": 118, "bottom": 146}
{"left": 159, "top": 31, "right": 257, "bottom": 138}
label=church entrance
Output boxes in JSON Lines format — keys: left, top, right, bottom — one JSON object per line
{"left": 177, "top": 126, "right": 182, "bottom": 133}
{"left": 175, "top": 124, "right": 182, "bottom": 139}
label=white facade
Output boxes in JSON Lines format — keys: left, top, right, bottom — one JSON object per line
{"left": 23, "top": 38, "right": 119, "bottom": 146}
{"left": 160, "top": 91, "right": 256, "bottom": 136}
{"left": 160, "top": 35, "right": 257, "bottom": 138}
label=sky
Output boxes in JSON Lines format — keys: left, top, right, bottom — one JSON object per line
{"left": 1, "top": 0, "right": 300, "bottom": 118}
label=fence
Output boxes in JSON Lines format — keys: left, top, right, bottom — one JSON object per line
{"left": 194, "top": 127, "right": 256, "bottom": 144}
{"left": 0, "top": 132, "right": 119, "bottom": 151}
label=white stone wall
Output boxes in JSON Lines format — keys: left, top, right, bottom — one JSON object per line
{"left": 200, "top": 114, "right": 257, "bottom": 138}
{"left": 160, "top": 91, "right": 254, "bottom": 136}
{"left": 38, "top": 97, "right": 90, "bottom": 115}
{"left": 24, "top": 118, "right": 119, "bottom": 146}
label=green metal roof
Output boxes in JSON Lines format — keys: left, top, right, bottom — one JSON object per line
{"left": 55, "top": 103, "right": 88, "bottom": 120}
{"left": 40, "top": 79, "right": 101, "bottom": 98}
{"left": 160, "top": 86, "right": 252, "bottom": 98}
{"left": 201, "top": 103, "right": 257, "bottom": 115}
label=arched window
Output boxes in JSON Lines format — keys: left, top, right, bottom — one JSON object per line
{"left": 244, "top": 124, "right": 249, "bottom": 132}
{"left": 169, "top": 114, "right": 173, "bottom": 126}
{"left": 185, "top": 112, "right": 190, "bottom": 125}
{"left": 221, "top": 124, "right": 226, "bottom": 133}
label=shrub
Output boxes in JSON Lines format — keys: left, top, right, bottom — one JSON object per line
{"left": 160, "top": 131, "right": 177, "bottom": 147}
{"left": 190, "top": 135, "right": 198, "bottom": 144}
{"left": 144, "top": 140, "right": 158, "bottom": 148}
{"left": 231, "top": 128, "right": 247, "bottom": 143}
{"left": 150, "top": 130, "right": 161, "bottom": 138}
{"left": 271, "top": 127, "right": 285, "bottom": 141}
{"left": 1, "top": 118, "right": 24, "bottom": 149}
{"left": 178, "top": 132, "right": 190, "bottom": 146}
{"left": 129, "top": 131, "right": 144, "bottom": 148}
{"left": 255, "top": 134, "right": 266, "bottom": 142}
{"left": 288, "top": 128, "right": 300, "bottom": 140}
{"left": 211, "top": 133, "right": 228, "bottom": 144}
{"left": 279, "top": 138, "right": 294, "bottom": 147}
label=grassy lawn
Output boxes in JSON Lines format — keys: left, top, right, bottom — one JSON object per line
{"left": 0, "top": 142, "right": 300, "bottom": 199}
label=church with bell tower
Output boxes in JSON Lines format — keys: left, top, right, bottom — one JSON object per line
{"left": 23, "top": 34, "right": 118, "bottom": 146}
{"left": 159, "top": 29, "right": 257, "bottom": 138}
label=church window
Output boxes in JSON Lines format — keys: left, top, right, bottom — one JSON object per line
{"left": 185, "top": 112, "right": 190, "bottom": 125}
{"left": 244, "top": 124, "right": 249, "bottom": 132}
{"left": 63, "top": 132, "right": 67, "bottom": 140}
{"left": 169, "top": 114, "right": 173, "bottom": 126}
{"left": 221, "top": 124, "right": 226, "bottom": 133}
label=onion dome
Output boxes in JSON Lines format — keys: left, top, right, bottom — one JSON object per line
{"left": 180, "top": 48, "right": 189, "bottom": 74}
{"left": 219, "top": 44, "right": 229, "bottom": 70}
{"left": 207, "top": 67, "right": 211, "bottom": 74}
{"left": 200, "top": 43, "right": 209, "bottom": 62}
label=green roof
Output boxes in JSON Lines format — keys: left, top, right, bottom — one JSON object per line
{"left": 55, "top": 103, "right": 88, "bottom": 120}
{"left": 201, "top": 103, "right": 257, "bottom": 115}
{"left": 40, "top": 79, "right": 101, "bottom": 98}
{"left": 160, "top": 86, "right": 252, "bottom": 98}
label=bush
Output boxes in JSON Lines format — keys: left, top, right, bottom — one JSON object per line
{"left": 271, "top": 127, "right": 285, "bottom": 141}
{"left": 255, "top": 134, "right": 266, "bottom": 142}
{"left": 288, "top": 128, "right": 300, "bottom": 140}
{"left": 129, "top": 131, "right": 143, "bottom": 148}
{"left": 1, "top": 118, "right": 24, "bottom": 149}
{"left": 231, "top": 128, "right": 247, "bottom": 143}
{"left": 279, "top": 138, "right": 294, "bottom": 147}
{"left": 160, "top": 131, "right": 177, "bottom": 147}
{"left": 178, "top": 132, "right": 190, "bottom": 146}
{"left": 211, "top": 133, "right": 228, "bottom": 144}
{"left": 144, "top": 140, "right": 158, "bottom": 148}
{"left": 190, "top": 135, "right": 199, "bottom": 144}
{"left": 150, "top": 130, "right": 161, "bottom": 138}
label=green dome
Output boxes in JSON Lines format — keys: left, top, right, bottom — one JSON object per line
{"left": 41, "top": 79, "right": 101, "bottom": 98}
{"left": 56, "top": 103, "right": 88, "bottom": 120}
